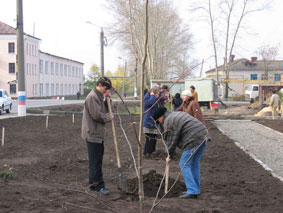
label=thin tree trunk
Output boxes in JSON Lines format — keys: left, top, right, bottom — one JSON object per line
{"left": 209, "top": 0, "right": 219, "bottom": 84}
{"left": 138, "top": 0, "right": 149, "bottom": 212}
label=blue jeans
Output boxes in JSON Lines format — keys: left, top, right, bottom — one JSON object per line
{"left": 179, "top": 142, "right": 207, "bottom": 195}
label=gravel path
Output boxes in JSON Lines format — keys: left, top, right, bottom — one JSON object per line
{"left": 214, "top": 120, "right": 283, "bottom": 180}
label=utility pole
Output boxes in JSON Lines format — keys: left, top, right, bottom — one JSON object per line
{"left": 17, "top": 0, "right": 26, "bottom": 116}
{"left": 100, "top": 27, "right": 104, "bottom": 77}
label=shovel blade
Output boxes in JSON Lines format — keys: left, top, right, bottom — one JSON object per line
{"left": 118, "top": 167, "right": 128, "bottom": 191}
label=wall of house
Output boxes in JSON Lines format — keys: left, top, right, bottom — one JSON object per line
{"left": 206, "top": 69, "right": 283, "bottom": 97}
{"left": 0, "top": 35, "right": 17, "bottom": 97}
{"left": 24, "top": 36, "right": 40, "bottom": 98}
{"left": 39, "top": 52, "right": 84, "bottom": 97}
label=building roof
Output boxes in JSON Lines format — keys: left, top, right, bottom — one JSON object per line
{"left": 0, "top": 21, "right": 16, "bottom": 34}
{"left": 40, "top": 51, "right": 84, "bottom": 65}
{"left": 206, "top": 58, "right": 283, "bottom": 73}
{"left": 0, "top": 20, "right": 41, "bottom": 40}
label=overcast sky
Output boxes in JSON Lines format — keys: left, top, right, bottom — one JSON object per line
{"left": 1, "top": 0, "right": 283, "bottom": 77}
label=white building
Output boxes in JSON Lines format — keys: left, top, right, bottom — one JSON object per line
{"left": 39, "top": 51, "right": 83, "bottom": 97}
{"left": 0, "top": 21, "right": 84, "bottom": 98}
{"left": 205, "top": 56, "right": 283, "bottom": 97}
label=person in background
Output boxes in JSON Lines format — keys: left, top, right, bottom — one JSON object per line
{"left": 173, "top": 93, "right": 183, "bottom": 111}
{"left": 144, "top": 84, "right": 151, "bottom": 96}
{"left": 81, "top": 77, "right": 114, "bottom": 195}
{"left": 269, "top": 90, "right": 280, "bottom": 120}
{"left": 143, "top": 87, "right": 161, "bottom": 157}
{"left": 160, "top": 85, "right": 169, "bottom": 107}
{"left": 190, "top": 85, "right": 198, "bottom": 102}
{"left": 178, "top": 90, "right": 205, "bottom": 124}
{"left": 152, "top": 107, "right": 208, "bottom": 199}
{"left": 76, "top": 91, "right": 81, "bottom": 100}
{"left": 156, "top": 83, "right": 161, "bottom": 89}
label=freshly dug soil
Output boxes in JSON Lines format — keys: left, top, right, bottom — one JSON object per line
{"left": 255, "top": 119, "right": 283, "bottom": 133}
{"left": 1, "top": 115, "right": 283, "bottom": 212}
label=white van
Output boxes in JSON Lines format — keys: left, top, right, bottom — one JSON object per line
{"left": 245, "top": 84, "right": 259, "bottom": 101}
{"left": 0, "top": 89, "right": 12, "bottom": 115}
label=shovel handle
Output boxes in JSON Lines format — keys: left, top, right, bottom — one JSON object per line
{"left": 106, "top": 97, "right": 121, "bottom": 168}
{"left": 165, "top": 163, "right": 170, "bottom": 194}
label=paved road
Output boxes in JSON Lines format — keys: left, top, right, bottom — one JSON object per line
{"left": 0, "top": 99, "right": 85, "bottom": 119}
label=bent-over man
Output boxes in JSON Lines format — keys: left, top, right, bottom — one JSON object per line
{"left": 152, "top": 107, "right": 209, "bottom": 199}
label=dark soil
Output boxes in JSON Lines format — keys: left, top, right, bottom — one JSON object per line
{"left": 1, "top": 114, "right": 283, "bottom": 212}
{"left": 255, "top": 119, "right": 283, "bottom": 133}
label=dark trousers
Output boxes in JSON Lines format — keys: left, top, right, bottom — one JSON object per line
{"left": 143, "top": 133, "right": 157, "bottom": 155}
{"left": 87, "top": 141, "right": 105, "bottom": 190}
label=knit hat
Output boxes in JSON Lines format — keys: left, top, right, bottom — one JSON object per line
{"left": 152, "top": 107, "right": 167, "bottom": 121}
{"left": 181, "top": 90, "right": 192, "bottom": 97}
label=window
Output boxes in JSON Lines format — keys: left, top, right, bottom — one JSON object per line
{"left": 45, "top": 61, "right": 49, "bottom": 74}
{"left": 32, "top": 64, "right": 35, "bottom": 75}
{"left": 40, "top": 83, "right": 44, "bottom": 97}
{"left": 10, "top": 84, "right": 16, "bottom": 94}
{"left": 26, "top": 63, "right": 29, "bottom": 75}
{"left": 72, "top": 66, "right": 75, "bottom": 77}
{"left": 50, "top": 62, "right": 54, "bottom": 75}
{"left": 8, "top": 42, "right": 15, "bottom": 53}
{"left": 253, "top": 86, "right": 259, "bottom": 91}
{"left": 274, "top": 74, "right": 281, "bottom": 81}
{"left": 64, "top": 65, "right": 68, "bottom": 76}
{"left": 55, "top": 63, "right": 59, "bottom": 75}
{"left": 250, "top": 74, "right": 257, "bottom": 80}
{"left": 45, "top": 83, "right": 49, "bottom": 96}
{"left": 60, "top": 84, "right": 64, "bottom": 95}
{"left": 29, "top": 44, "right": 32, "bottom": 55}
{"left": 9, "top": 63, "right": 15, "bottom": 73}
{"left": 64, "top": 84, "right": 67, "bottom": 95}
{"left": 68, "top": 65, "right": 71, "bottom": 77}
{"left": 51, "top": 83, "right": 54, "bottom": 96}
{"left": 39, "top": 60, "right": 43, "bottom": 73}
{"left": 35, "top": 64, "right": 37, "bottom": 75}
{"left": 56, "top": 84, "right": 59, "bottom": 95}
{"left": 0, "top": 91, "right": 2, "bottom": 97}
{"left": 60, "top": 64, "right": 63, "bottom": 76}
{"left": 261, "top": 74, "right": 268, "bottom": 80}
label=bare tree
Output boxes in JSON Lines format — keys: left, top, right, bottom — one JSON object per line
{"left": 106, "top": 0, "right": 195, "bottom": 81}
{"left": 191, "top": 0, "right": 271, "bottom": 99}
{"left": 255, "top": 44, "right": 280, "bottom": 79}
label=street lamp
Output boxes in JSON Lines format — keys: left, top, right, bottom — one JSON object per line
{"left": 118, "top": 57, "right": 127, "bottom": 97}
{"left": 86, "top": 21, "right": 107, "bottom": 77}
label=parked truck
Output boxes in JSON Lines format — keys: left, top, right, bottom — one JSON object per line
{"left": 245, "top": 84, "right": 283, "bottom": 103}
{"left": 185, "top": 78, "right": 219, "bottom": 108}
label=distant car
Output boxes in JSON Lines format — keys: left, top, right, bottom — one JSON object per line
{"left": 0, "top": 89, "right": 12, "bottom": 115}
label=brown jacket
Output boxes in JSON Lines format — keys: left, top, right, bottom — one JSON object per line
{"left": 81, "top": 88, "right": 112, "bottom": 142}
{"left": 183, "top": 100, "right": 205, "bottom": 124}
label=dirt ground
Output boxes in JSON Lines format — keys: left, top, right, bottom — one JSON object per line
{"left": 1, "top": 113, "right": 283, "bottom": 213}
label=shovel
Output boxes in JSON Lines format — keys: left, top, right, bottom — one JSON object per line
{"left": 106, "top": 97, "right": 128, "bottom": 191}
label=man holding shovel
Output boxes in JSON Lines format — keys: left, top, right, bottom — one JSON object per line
{"left": 152, "top": 107, "right": 208, "bottom": 199}
{"left": 82, "top": 77, "right": 114, "bottom": 195}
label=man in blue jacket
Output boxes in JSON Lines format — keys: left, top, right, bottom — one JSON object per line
{"left": 143, "top": 87, "right": 162, "bottom": 156}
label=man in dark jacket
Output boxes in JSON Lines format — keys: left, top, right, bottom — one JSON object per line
{"left": 82, "top": 77, "right": 114, "bottom": 195}
{"left": 152, "top": 107, "right": 208, "bottom": 199}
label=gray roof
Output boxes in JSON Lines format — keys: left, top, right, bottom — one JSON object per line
{"left": 206, "top": 58, "right": 283, "bottom": 73}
